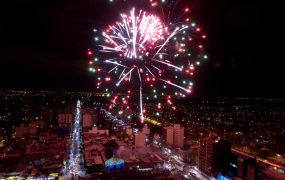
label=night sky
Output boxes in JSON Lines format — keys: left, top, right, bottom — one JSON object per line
{"left": 0, "top": 0, "right": 283, "bottom": 98}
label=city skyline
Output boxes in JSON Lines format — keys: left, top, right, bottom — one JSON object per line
{"left": 1, "top": 91, "right": 284, "bottom": 179}
{"left": 0, "top": 1, "right": 284, "bottom": 178}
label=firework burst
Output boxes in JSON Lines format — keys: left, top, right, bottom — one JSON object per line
{"left": 88, "top": 0, "right": 207, "bottom": 122}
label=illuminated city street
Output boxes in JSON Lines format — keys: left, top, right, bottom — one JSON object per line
{"left": 62, "top": 100, "right": 85, "bottom": 178}
{"left": 0, "top": 0, "right": 284, "bottom": 179}
{"left": 154, "top": 143, "right": 211, "bottom": 179}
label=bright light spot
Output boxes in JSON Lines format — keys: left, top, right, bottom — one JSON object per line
{"left": 151, "top": 2, "right": 157, "bottom": 6}
{"left": 204, "top": 55, "right": 208, "bottom": 59}
{"left": 94, "top": 37, "right": 99, "bottom": 41}
{"left": 191, "top": 23, "right": 196, "bottom": 27}
{"left": 196, "top": 61, "right": 200, "bottom": 65}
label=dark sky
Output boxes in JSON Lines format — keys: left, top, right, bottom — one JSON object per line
{"left": 0, "top": 0, "right": 283, "bottom": 98}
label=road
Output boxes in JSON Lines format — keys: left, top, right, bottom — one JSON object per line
{"left": 157, "top": 145, "right": 212, "bottom": 179}
{"left": 62, "top": 100, "right": 85, "bottom": 177}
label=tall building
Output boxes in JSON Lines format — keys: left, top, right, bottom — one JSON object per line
{"left": 135, "top": 132, "right": 146, "bottom": 147}
{"left": 163, "top": 126, "right": 174, "bottom": 146}
{"left": 163, "top": 124, "right": 184, "bottom": 148}
{"left": 173, "top": 124, "right": 184, "bottom": 148}
{"left": 199, "top": 136, "right": 215, "bottom": 175}
{"left": 198, "top": 136, "right": 231, "bottom": 177}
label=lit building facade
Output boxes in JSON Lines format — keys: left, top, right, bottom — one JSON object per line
{"left": 163, "top": 126, "right": 174, "bottom": 146}
{"left": 163, "top": 124, "right": 184, "bottom": 148}
{"left": 135, "top": 132, "right": 146, "bottom": 147}
{"left": 173, "top": 124, "right": 184, "bottom": 148}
